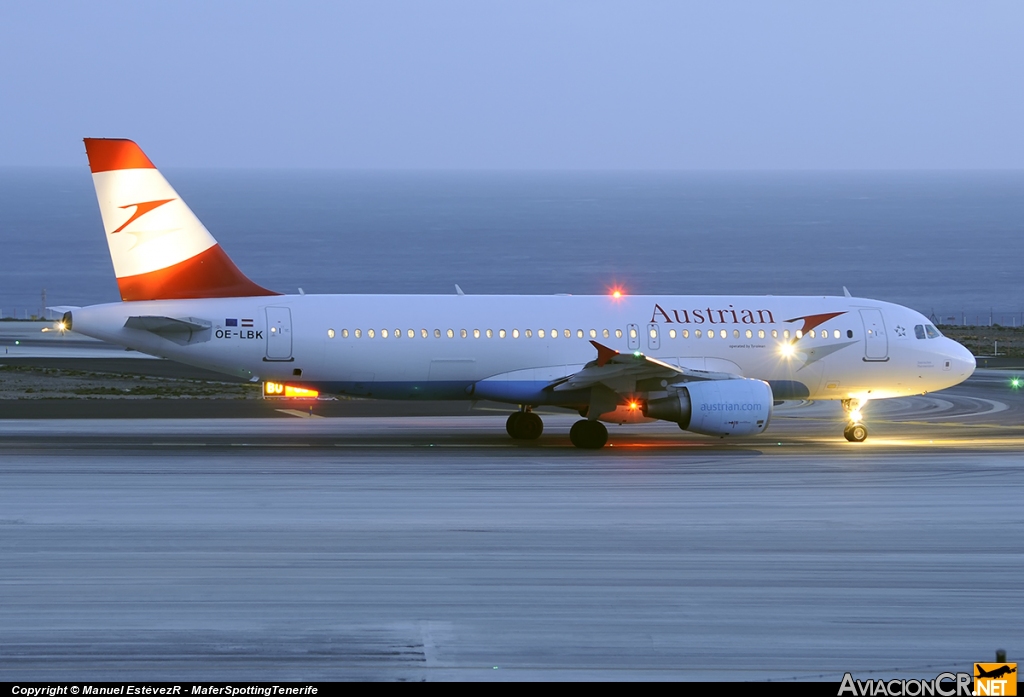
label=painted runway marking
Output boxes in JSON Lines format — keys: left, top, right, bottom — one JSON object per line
{"left": 276, "top": 409, "right": 325, "bottom": 419}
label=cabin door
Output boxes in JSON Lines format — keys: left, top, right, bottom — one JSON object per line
{"left": 860, "top": 309, "right": 888, "bottom": 361}
{"left": 265, "top": 307, "right": 293, "bottom": 361}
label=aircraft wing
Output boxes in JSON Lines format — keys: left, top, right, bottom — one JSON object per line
{"left": 551, "top": 341, "right": 739, "bottom": 393}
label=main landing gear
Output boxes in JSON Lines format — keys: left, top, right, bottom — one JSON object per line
{"left": 842, "top": 398, "right": 868, "bottom": 443}
{"left": 506, "top": 409, "right": 543, "bottom": 440}
{"left": 505, "top": 410, "right": 610, "bottom": 449}
{"left": 569, "top": 420, "right": 608, "bottom": 449}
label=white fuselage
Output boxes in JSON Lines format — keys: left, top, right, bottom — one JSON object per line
{"left": 70, "top": 293, "right": 976, "bottom": 408}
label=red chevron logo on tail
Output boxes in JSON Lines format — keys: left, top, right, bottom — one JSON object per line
{"left": 111, "top": 199, "right": 175, "bottom": 234}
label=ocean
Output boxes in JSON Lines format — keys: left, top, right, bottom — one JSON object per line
{"left": 2, "top": 168, "right": 1023, "bottom": 324}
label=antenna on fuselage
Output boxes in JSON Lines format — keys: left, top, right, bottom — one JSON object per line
{"left": 843, "top": 286, "right": 852, "bottom": 298}
{"left": 455, "top": 284, "right": 465, "bottom": 296}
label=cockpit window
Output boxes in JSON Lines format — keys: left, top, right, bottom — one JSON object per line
{"left": 925, "top": 324, "right": 941, "bottom": 339}
{"left": 914, "top": 325, "right": 926, "bottom": 340}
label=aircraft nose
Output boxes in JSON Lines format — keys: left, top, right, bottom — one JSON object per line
{"left": 947, "top": 339, "right": 976, "bottom": 378}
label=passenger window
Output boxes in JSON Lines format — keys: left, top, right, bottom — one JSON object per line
{"left": 420, "top": 329, "right": 427, "bottom": 338}
{"left": 512, "top": 329, "right": 520, "bottom": 338}
{"left": 434, "top": 329, "right": 441, "bottom": 338}
{"left": 650, "top": 328, "right": 658, "bottom": 339}
{"left": 925, "top": 325, "right": 941, "bottom": 339}
{"left": 342, "top": 329, "right": 349, "bottom": 338}
{"left": 669, "top": 329, "right": 677, "bottom": 339}
{"left": 577, "top": 329, "right": 584, "bottom": 338}
{"left": 809, "top": 330, "right": 815, "bottom": 338}
{"left": 719, "top": 329, "right": 726, "bottom": 339}
{"left": 446, "top": 329, "right": 454, "bottom": 338}
{"left": 682, "top": 330, "right": 689, "bottom": 338}
{"left": 460, "top": 329, "right": 467, "bottom": 338}
{"left": 603, "top": 329, "right": 610, "bottom": 338}
{"left": 381, "top": 329, "right": 389, "bottom": 338}
{"left": 499, "top": 329, "right": 506, "bottom": 338}
{"left": 733, "top": 329, "right": 739, "bottom": 338}
{"left": 833, "top": 330, "right": 839, "bottom": 339}
{"left": 354, "top": 329, "right": 362, "bottom": 338}
{"left": 615, "top": 329, "right": 623, "bottom": 339}
{"left": 538, "top": 329, "right": 545, "bottom": 338}
{"left": 327, "top": 329, "right": 335, "bottom": 339}
{"left": 525, "top": 329, "right": 533, "bottom": 338}
{"left": 629, "top": 328, "right": 637, "bottom": 339}
{"left": 758, "top": 330, "right": 765, "bottom": 339}
{"left": 847, "top": 330, "right": 853, "bottom": 338}
{"left": 695, "top": 330, "right": 702, "bottom": 338}
{"left": 394, "top": 328, "right": 401, "bottom": 338}
{"left": 783, "top": 330, "right": 790, "bottom": 339}
{"left": 486, "top": 329, "right": 493, "bottom": 338}
{"left": 795, "top": 330, "right": 803, "bottom": 339}
{"left": 408, "top": 329, "right": 415, "bottom": 338}
{"left": 564, "top": 329, "right": 571, "bottom": 338}
{"left": 550, "top": 329, "right": 557, "bottom": 339}
{"left": 473, "top": 329, "right": 480, "bottom": 338}
{"left": 368, "top": 329, "right": 375, "bottom": 338}
{"left": 745, "top": 330, "right": 752, "bottom": 339}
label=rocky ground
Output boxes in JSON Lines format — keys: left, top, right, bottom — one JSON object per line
{"left": 0, "top": 364, "right": 261, "bottom": 400}
{"left": 939, "top": 325, "right": 1024, "bottom": 357}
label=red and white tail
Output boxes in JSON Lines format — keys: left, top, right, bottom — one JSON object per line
{"left": 84, "top": 138, "right": 277, "bottom": 301}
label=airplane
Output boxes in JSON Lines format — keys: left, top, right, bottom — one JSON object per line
{"left": 60, "top": 138, "right": 977, "bottom": 449}
{"left": 976, "top": 665, "right": 1016, "bottom": 680}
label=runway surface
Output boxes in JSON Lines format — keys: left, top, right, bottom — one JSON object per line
{"left": 0, "top": 372, "right": 1022, "bottom": 681}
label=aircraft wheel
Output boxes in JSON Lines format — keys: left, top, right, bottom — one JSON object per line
{"left": 507, "top": 411, "right": 543, "bottom": 440}
{"left": 506, "top": 412, "right": 522, "bottom": 438}
{"left": 844, "top": 422, "right": 868, "bottom": 443}
{"left": 570, "top": 419, "right": 608, "bottom": 449}
{"left": 516, "top": 412, "right": 544, "bottom": 440}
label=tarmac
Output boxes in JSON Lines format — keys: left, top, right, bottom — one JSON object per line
{"left": 0, "top": 369, "right": 1021, "bottom": 681}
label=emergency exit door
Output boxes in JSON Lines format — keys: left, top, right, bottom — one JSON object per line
{"left": 265, "top": 307, "right": 293, "bottom": 361}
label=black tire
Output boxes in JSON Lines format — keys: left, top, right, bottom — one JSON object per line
{"left": 570, "top": 420, "right": 608, "bottom": 449}
{"left": 844, "top": 422, "right": 868, "bottom": 443}
{"left": 517, "top": 412, "right": 544, "bottom": 440}
{"left": 506, "top": 412, "right": 522, "bottom": 438}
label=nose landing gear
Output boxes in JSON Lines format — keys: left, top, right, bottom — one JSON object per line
{"left": 842, "top": 398, "right": 868, "bottom": 442}
{"left": 843, "top": 422, "right": 868, "bottom": 442}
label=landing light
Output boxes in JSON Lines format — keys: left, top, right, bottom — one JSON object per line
{"left": 778, "top": 343, "right": 796, "bottom": 358}
{"left": 628, "top": 400, "right": 639, "bottom": 411}
{"left": 849, "top": 409, "right": 863, "bottom": 422}
{"left": 1011, "top": 377, "right": 1021, "bottom": 390}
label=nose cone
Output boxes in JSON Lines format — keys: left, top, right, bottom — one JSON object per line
{"left": 946, "top": 338, "right": 976, "bottom": 381}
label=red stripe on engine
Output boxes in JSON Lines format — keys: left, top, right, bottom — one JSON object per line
{"left": 84, "top": 138, "right": 157, "bottom": 173}
{"left": 115, "top": 245, "right": 279, "bottom": 301}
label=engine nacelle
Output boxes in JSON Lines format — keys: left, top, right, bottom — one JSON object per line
{"left": 643, "top": 379, "right": 773, "bottom": 437}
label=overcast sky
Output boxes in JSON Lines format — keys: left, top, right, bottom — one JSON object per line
{"left": 2, "top": 1, "right": 1023, "bottom": 169}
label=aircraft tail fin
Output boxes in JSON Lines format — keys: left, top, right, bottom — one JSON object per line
{"left": 83, "top": 138, "right": 277, "bottom": 301}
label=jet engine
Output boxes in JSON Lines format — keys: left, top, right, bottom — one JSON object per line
{"left": 642, "top": 378, "right": 773, "bottom": 437}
